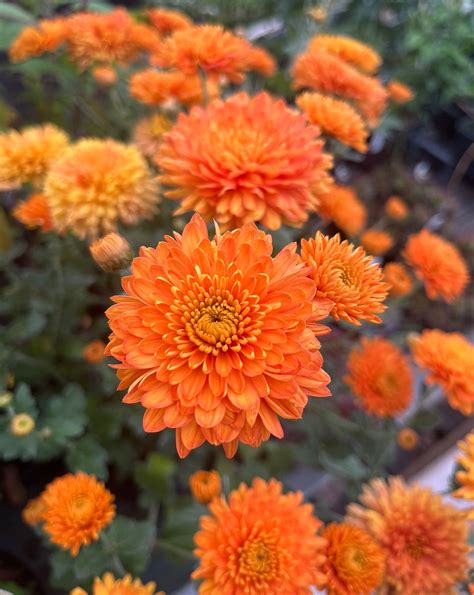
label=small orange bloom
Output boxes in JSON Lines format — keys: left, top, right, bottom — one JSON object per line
{"left": 90, "top": 233, "right": 133, "bottom": 273}
{"left": 321, "top": 523, "right": 385, "bottom": 595}
{"left": 146, "top": 8, "right": 192, "bottom": 35}
{"left": 345, "top": 337, "right": 413, "bottom": 417}
{"left": 244, "top": 46, "right": 277, "bottom": 76}
{"left": 385, "top": 195, "right": 408, "bottom": 220}
{"left": 158, "top": 92, "right": 332, "bottom": 231}
{"left": 309, "top": 34, "right": 382, "bottom": 74}
{"left": 13, "top": 194, "right": 53, "bottom": 232}
{"left": 396, "top": 428, "right": 419, "bottom": 450}
{"left": 453, "top": 430, "right": 474, "bottom": 505}
{"left": 132, "top": 113, "right": 173, "bottom": 159}
{"left": 301, "top": 232, "right": 390, "bottom": 325}
{"left": 91, "top": 65, "right": 117, "bottom": 86}
{"left": 193, "top": 478, "right": 327, "bottom": 593}
{"left": 70, "top": 572, "right": 163, "bottom": 595}
{"left": 360, "top": 229, "right": 394, "bottom": 256}
{"left": 383, "top": 262, "right": 413, "bottom": 297}
{"left": 22, "top": 495, "right": 47, "bottom": 526}
{"left": 106, "top": 214, "right": 331, "bottom": 458}
{"left": 83, "top": 340, "right": 106, "bottom": 364}
{"left": 189, "top": 470, "right": 222, "bottom": 505}
{"left": 317, "top": 185, "right": 367, "bottom": 237}
{"left": 409, "top": 329, "right": 474, "bottom": 415}
{"left": 9, "top": 17, "right": 68, "bottom": 63}
{"left": 296, "top": 92, "right": 368, "bottom": 152}
{"left": 387, "top": 80, "right": 414, "bottom": 103}
{"left": 347, "top": 477, "right": 469, "bottom": 594}
{"left": 403, "top": 229, "right": 469, "bottom": 302}
{"left": 42, "top": 472, "right": 115, "bottom": 556}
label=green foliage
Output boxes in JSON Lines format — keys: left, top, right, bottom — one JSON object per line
{"left": 135, "top": 452, "right": 176, "bottom": 503}
{"left": 104, "top": 516, "right": 156, "bottom": 575}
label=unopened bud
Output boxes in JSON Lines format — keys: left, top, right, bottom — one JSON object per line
{"left": 90, "top": 233, "right": 132, "bottom": 273}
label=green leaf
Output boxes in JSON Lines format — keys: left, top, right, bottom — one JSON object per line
{"left": 14, "top": 383, "right": 37, "bottom": 417}
{"left": 410, "top": 408, "right": 441, "bottom": 431}
{"left": 0, "top": 2, "right": 34, "bottom": 23}
{"left": 66, "top": 435, "right": 108, "bottom": 479}
{"left": 49, "top": 549, "right": 76, "bottom": 589}
{"left": 104, "top": 516, "right": 156, "bottom": 575}
{"left": 161, "top": 503, "right": 205, "bottom": 552}
{"left": 74, "top": 542, "right": 111, "bottom": 580}
{"left": 319, "top": 452, "right": 368, "bottom": 481}
{"left": 135, "top": 453, "right": 175, "bottom": 501}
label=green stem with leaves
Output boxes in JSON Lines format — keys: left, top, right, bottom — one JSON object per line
{"left": 100, "top": 532, "right": 127, "bottom": 577}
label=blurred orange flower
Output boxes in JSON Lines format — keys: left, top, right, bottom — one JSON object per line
{"left": 403, "top": 229, "right": 469, "bottom": 302}
{"left": 44, "top": 139, "right": 159, "bottom": 239}
{"left": 309, "top": 34, "right": 382, "bottom": 74}
{"left": 189, "top": 470, "right": 221, "bottom": 504}
{"left": 383, "top": 262, "right": 413, "bottom": 297}
{"left": 42, "top": 472, "right": 115, "bottom": 556}
{"left": 453, "top": 430, "right": 474, "bottom": 510}
{"left": 132, "top": 113, "right": 173, "bottom": 159}
{"left": 385, "top": 195, "right": 408, "bottom": 220}
{"left": 345, "top": 337, "right": 413, "bottom": 417}
{"left": 83, "top": 340, "right": 106, "bottom": 364}
{"left": 22, "top": 495, "right": 47, "bottom": 526}
{"left": 296, "top": 92, "right": 368, "bottom": 152}
{"left": 90, "top": 233, "right": 132, "bottom": 273}
{"left": 347, "top": 477, "right": 469, "bottom": 594}
{"left": 106, "top": 215, "right": 331, "bottom": 458}
{"left": 9, "top": 17, "right": 68, "bottom": 62}
{"left": 321, "top": 523, "right": 385, "bottom": 595}
{"left": 146, "top": 7, "right": 192, "bottom": 35}
{"left": 360, "top": 229, "right": 394, "bottom": 256}
{"left": 317, "top": 185, "right": 367, "bottom": 237}
{"left": 193, "top": 478, "right": 327, "bottom": 593}
{"left": 409, "top": 329, "right": 474, "bottom": 415}
{"left": 387, "top": 80, "right": 414, "bottom": 103}
{"left": 396, "top": 428, "right": 419, "bottom": 450}
{"left": 13, "top": 194, "right": 53, "bottom": 232}
{"left": 71, "top": 573, "right": 163, "bottom": 595}
{"left": 91, "top": 65, "right": 117, "bottom": 86}
{"left": 301, "top": 232, "right": 390, "bottom": 325}
{"left": 243, "top": 46, "right": 277, "bottom": 76}
{"left": 158, "top": 92, "right": 332, "bottom": 231}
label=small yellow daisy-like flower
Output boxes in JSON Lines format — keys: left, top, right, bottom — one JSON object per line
{"left": 360, "top": 229, "right": 394, "bottom": 256}
{"left": 396, "top": 428, "right": 419, "bottom": 451}
{"left": 189, "top": 470, "right": 222, "bottom": 505}
{"left": 0, "top": 124, "right": 68, "bottom": 187}
{"left": 0, "top": 391, "right": 13, "bottom": 407}
{"left": 70, "top": 572, "right": 164, "bottom": 595}
{"left": 11, "top": 413, "right": 35, "bottom": 436}
{"left": 44, "top": 139, "right": 159, "bottom": 239}
{"left": 22, "top": 495, "right": 47, "bottom": 526}
{"left": 90, "top": 233, "right": 133, "bottom": 273}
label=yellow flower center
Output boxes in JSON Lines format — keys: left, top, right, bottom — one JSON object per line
{"left": 335, "top": 262, "right": 358, "bottom": 287}
{"left": 239, "top": 535, "right": 278, "bottom": 580}
{"left": 407, "top": 536, "right": 426, "bottom": 559}
{"left": 343, "top": 545, "right": 367, "bottom": 571}
{"left": 70, "top": 493, "right": 94, "bottom": 523}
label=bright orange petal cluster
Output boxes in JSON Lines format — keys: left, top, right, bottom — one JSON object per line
{"left": 132, "top": 113, "right": 173, "bottom": 159}
{"left": 346, "top": 477, "right": 469, "bottom": 594}
{"left": 452, "top": 430, "right": 474, "bottom": 505}
{"left": 321, "top": 523, "right": 385, "bottom": 595}
{"left": 44, "top": 139, "right": 159, "bottom": 239}
{"left": 387, "top": 80, "right": 414, "bottom": 103}
{"left": 13, "top": 194, "right": 53, "bottom": 232}
{"left": 106, "top": 215, "right": 331, "bottom": 458}
{"left": 158, "top": 92, "right": 333, "bottom": 231}
{"left": 22, "top": 495, "right": 47, "bottom": 526}
{"left": 409, "top": 329, "right": 474, "bottom": 415}
{"left": 300, "top": 232, "right": 390, "bottom": 325}
{"left": 308, "top": 35, "right": 382, "bottom": 74}
{"left": 9, "top": 17, "right": 68, "bottom": 62}
{"left": 383, "top": 262, "right": 413, "bottom": 297}
{"left": 296, "top": 92, "right": 368, "bottom": 152}
{"left": 345, "top": 337, "right": 413, "bottom": 417}
{"left": 146, "top": 7, "right": 192, "bottom": 35}
{"left": 0, "top": 124, "right": 68, "bottom": 186}
{"left": 317, "top": 185, "right": 367, "bottom": 237}
{"left": 192, "top": 478, "right": 327, "bottom": 594}
{"left": 360, "top": 229, "right": 394, "bottom": 256}
{"left": 403, "top": 229, "right": 469, "bottom": 302}
{"left": 71, "top": 572, "right": 163, "bottom": 595}
{"left": 189, "top": 470, "right": 222, "bottom": 504}
{"left": 244, "top": 46, "right": 277, "bottom": 76}
{"left": 42, "top": 472, "right": 115, "bottom": 556}
{"left": 385, "top": 195, "right": 408, "bottom": 220}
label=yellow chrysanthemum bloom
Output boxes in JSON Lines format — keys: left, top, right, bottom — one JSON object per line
{"left": 11, "top": 413, "right": 35, "bottom": 436}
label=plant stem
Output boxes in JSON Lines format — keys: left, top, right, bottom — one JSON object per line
{"left": 100, "top": 532, "right": 127, "bottom": 577}
{"left": 155, "top": 538, "right": 195, "bottom": 560}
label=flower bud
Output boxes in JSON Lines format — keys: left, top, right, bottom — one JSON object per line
{"left": 82, "top": 339, "right": 106, "bottom": 364}
{"left": 189, "top": 470, "right": 222, "bottom": 505}
{"left": 90, "top": 232, "right": 132, "bottom": 273}
{"left": 397, "top": 428, "right": 420, "bottom": 450}
{"left": 11, "top": 413, "right": 35, "bottom": 436}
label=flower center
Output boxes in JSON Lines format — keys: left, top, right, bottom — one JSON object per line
{"left": 70, "top": 493, "right": 94, "bottom": 522}
{"left": 343, "top": 546, "right": 367, "bottom": 571}
{"left": 335, "top": 262, "right": 357, "bottom": 287}
{"left": 239, "top": 536, "right": 278, "bottom": 580}
{"left": 407, "top": 536, "right": 425, "bottom": 559}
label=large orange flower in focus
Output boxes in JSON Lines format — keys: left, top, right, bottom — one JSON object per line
{"left": 309, "top": 35, "right": 382, "bottom": 74}
{"left": 403, "top": 229, "right": 469, "bottom": 303}
{"left": 345, "top": 337, "right": 413, "bottom": 417}
{"left": 317, "top": 185, "right": 367, "bottom": 237}
{"left": 300, "top": 232, "right": 390, "bottom": 325}
{"left": 347, "top": 477, "right": 469, "bottom": 594}
{"left": 409, "top": 329, "right": 474, "bottom": 415}
{"left": 157, "top": 92, "right": 333, "bottom": 231}
{"left": 106, "top": 215, "right": 331, "bottom": 458}
{"left": 296, "top": 92, "right": 368, "bottom": 152}
{"left": 42, "top": 472, "right": 115, "bottom": 556}
{"left": 192, "top": 478, "right": 327, "bottom": 594}
{"left": 9, "top": 18, "right": 68, "bottom": 63}
{"left": 321, "top": 523, "right": 385, "bottom": 595}
{"left": 13, "top": 194, "right": 53, "bottom": 232}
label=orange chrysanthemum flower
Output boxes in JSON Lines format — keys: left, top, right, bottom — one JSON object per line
{"left": 396, "top": 428, "right": 419, "bottom": 450}
{"left": 409, "top": 329, "right": 474, "bottom": 415}
{"left": 387, "top": 80, "right": 414, "bottom": 103}
{"left": 453, "top": 430, "right": 474, "bottom": 506}
{"left": 71, "top": 572, "right": 163, "bottom": 595}
{"left": 42, "top": 472, "right": 115, "bottom": 556}
{"left": 0, "top": 124, "right": 68, "bottom": 186}
{"left": 83, "top": 340, "right": 106, "bottom": 364}
{"left": 292, "top": 49, "right": 388, "bottom": 127}
{"left": 192, "top": 478, "right": 327, "bottom": 593}
{"left": 300, "top": 232, "right": 390, "bottom": 325}
{"left": 347, "top": 477, "right": 469, "bottom": 594}
{"left": 106, "top": 214, "right": 331, "bottom": 458}
{"left": 296, "top": 92, "right": 368, "bottom": 152}
{"left": 12, "top": 194, "right": 53, "bottom": 232}
{"left": 385, "top": 195, "right": 408, "bottom": 220}
{"left": 321, "top": 523, "right": 385, "bottom": 595}
{"left": 9, "top": 17, "right": 68, "bottom": 63}
{"left": 403, "top": 229, "right": 469, "bottom": 303}
{"left": 317, "top": 185, "right": 367, "bottom": 237}
{"left": 22, "top": 495, "right": 47, "bottom": 526}
{"left": 383, "top": 262, "right": 413, "bottom": 297}
{"left": 189, "top": 470, "right": 222, "bottom": 504}
{"left": 91, "top": 65, "right": 117, "bottom": 86}
{"left": 132, "top": 113, "right": 173, "bottom": 159}
{"left": 345, "top": 337, "right": 413, "bottom": 417}
{"left": 244, "top": 46, "right": 277, "bottom": 76}
{"left": 158, "top": 92, "right": 333, "bottom": 231}
{"left": 360, "top": 229, "right": 394, "bottom": 256}
{"left": 146, "top": 8, "right": 192, "bottom": 35}
{"left": 309, "top": 35, "right": 382, "bottom": 74}
{"left": 44, "top": 139, "right": 159, "bottom": 239}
